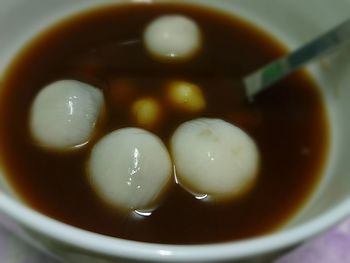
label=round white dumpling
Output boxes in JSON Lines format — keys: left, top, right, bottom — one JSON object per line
{"left": 171, "top": 118, "right": 259, "bottom": 200}
{"left": 88, "top": 128, "right": 172, "bottom": 211}
{"left": 144, "top": 15, "right": 202, "bottom": 62}
{"left": 30, "top": 80, "right": 104, "bottom": 150}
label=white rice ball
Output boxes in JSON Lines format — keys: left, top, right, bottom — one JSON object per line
{"left": 30, "top": 80, "right": 104, "bottom": 150}
{"left": 171, "top": 118, "right": 259, "bottom": 200}
{"left": 144, "top": 15, "right": 202, "bottom": 62}
{"left": 88, "top": 128, "right": 172, "bottom": 211}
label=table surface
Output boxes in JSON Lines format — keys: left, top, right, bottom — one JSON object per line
{"left": 0, "top": 219, "right": 350, "bottom": 263}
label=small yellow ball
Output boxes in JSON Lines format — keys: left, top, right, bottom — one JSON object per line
{"left": 131, "top": 97, "right": 162, "bottom": 129}
{"left": 166, "top": 81, "right": 206, "bottom": 113}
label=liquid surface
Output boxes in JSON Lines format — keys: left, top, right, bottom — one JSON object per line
{"left": 0, "top": 3, "right": 329, "bottom": 244}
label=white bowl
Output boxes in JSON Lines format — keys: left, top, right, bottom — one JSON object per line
{"left": 1, "top": 0, "right": 350, "bottom": 262}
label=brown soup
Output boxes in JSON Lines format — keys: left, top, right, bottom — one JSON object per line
{"left": 0, "top": 3, "right": 329, "bottom": 244}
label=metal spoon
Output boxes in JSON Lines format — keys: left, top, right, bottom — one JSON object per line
{"left": 244, "top": 18, "right": 350, "bottom": 100}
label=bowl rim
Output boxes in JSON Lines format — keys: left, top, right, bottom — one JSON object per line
{"left": 0, "top": 191, "right": 349, "bottom": 262}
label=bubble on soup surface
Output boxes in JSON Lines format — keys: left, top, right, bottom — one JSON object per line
{"left": 171, "top": 118, "right": 260, "bottom": 201}
{"left": 29, "top": 80, "right": 104, "bottom": 150}
{"left": 165, "top": 80, "right": 206, "bottom": 113}
{"left": 88, "top": 128, "right": 173, "bottom": 211}
{"left": 144, "top": 15, "right": 202, "bottom": 62}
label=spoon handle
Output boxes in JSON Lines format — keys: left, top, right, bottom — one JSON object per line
{"left": 244, "top": 18, "right": 350, "bottom": 99}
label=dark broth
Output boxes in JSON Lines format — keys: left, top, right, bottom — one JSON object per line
{"left": 0, "top": 3, "right": 329, "bottom": 244}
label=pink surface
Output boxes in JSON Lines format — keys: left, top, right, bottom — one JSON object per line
{"left": 275, "top": 219, "right": 350, "bottom": 263}
{"left": 0, "top": 219, "right": 350, "bottom": 262}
